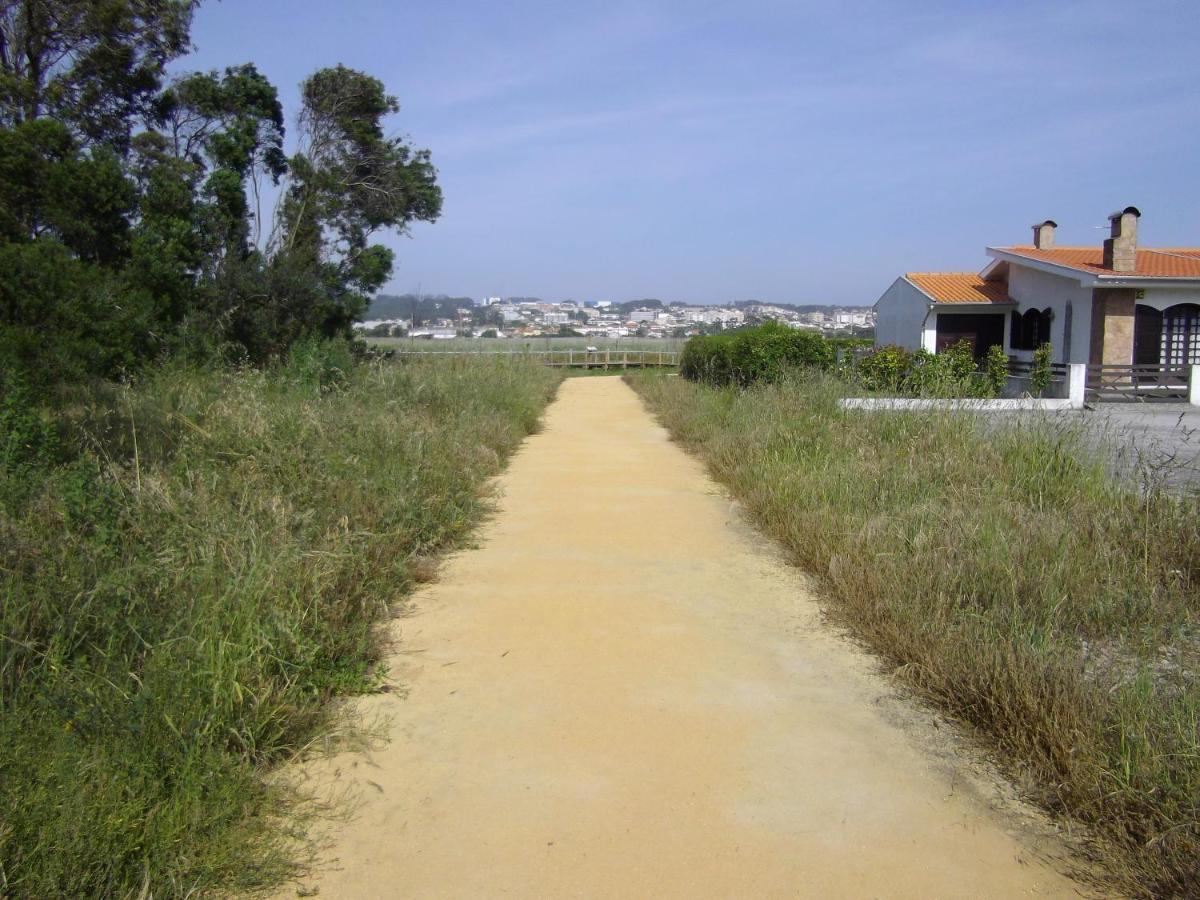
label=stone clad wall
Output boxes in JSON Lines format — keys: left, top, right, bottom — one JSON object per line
{"left": 1089, "top": 288, "right": 1136, "bottom": 365}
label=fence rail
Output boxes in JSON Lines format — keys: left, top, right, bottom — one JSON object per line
{"left": 390, "top": 349, "right": 679, "bottom": 369}
{"left": 1085, "top": 364, "right": 1190, "bottom": 402}
{"left": 1007, "top": 360, "right": 1071, "bottom": 385}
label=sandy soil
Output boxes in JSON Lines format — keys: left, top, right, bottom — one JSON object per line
{"left": 278, "top": 376, "right": 1086, "bottom": 899}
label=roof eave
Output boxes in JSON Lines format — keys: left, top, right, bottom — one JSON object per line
{"left": 1090, "top": 275, "right": 1200, "bottom": 288}
{"left": 986, "top": 247, "right": 1095, "bottom": 285}
{"left": 903, "top": 275, "right": 1013, "bottom": 307}
{"left": 987, "top": 247, "right": 1200, "bottom": 288}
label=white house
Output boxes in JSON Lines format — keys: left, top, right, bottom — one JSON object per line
{"left": 874, "top": 208, "right": 1200, "bottom": 366}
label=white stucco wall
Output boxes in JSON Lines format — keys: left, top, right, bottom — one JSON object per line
{"left": 1006, "top": 265, "right": 1093, "bottom": 364}
{"left": 1134, "top": 286, "right": 1200, "bottom": 311}
{"left": 874, "top": 277, "right": 931, "bottom": 351}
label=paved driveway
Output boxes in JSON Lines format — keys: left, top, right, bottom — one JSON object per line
{"left": 1054, "top": 404, "right": 1200, "bottom": 492}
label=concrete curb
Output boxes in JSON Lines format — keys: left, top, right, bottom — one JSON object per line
{"left": 839, "top": 398, "right": 1077, "bottom": 412}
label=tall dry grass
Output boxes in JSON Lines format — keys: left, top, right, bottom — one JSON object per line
{"left": 0, "top": 351, "right": 559, "bottom": 898}
{"left": 631, "top": 369, "right": 1200, "bottom": 898}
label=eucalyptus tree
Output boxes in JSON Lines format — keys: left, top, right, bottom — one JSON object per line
{"left": 270, "top": 65, "right": 442, "bottom": 344}
{"left": 0, "top": 5, "right": 443, "bottom": 378}
{"left": 0, "top": 0, "right": 198, "bottom": 149}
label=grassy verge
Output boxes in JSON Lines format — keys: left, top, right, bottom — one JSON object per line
{"left": 629, "top": 370, "right": 1199, "bottom": 897}
{"left": 0, "top": 353, "right": 560, "bottom": 898}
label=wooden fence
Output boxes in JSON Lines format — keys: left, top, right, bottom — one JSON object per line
{"left": 1006, "top": 359, "right": 1071, "bottom": 391}
{"left": 391, "top": 349, "right": 679, "bottom": 369}
{"left": 1084, "top": 364, "right": 1190, "bottom": 402}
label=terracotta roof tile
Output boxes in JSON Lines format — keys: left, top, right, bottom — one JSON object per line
{"left": 996, "top": 246, "right": 1200, "bottom": 278}
{"left": 906, "top": 272, "right": 1011, "bottom": 304}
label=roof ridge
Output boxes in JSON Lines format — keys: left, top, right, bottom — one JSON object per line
{"left": 1000, "top": 245, "right": 1102, "bottom": 251}
{"left": 1145, "top": 248, "right": 1200, "bottom": 260}
{"left": 904, "top": 271, "right": 981, "bottom": 276}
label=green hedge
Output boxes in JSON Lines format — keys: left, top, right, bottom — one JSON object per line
{"left": 679, "top": 323, "right": 836, "bottom": 386}
{"left": 854, "top": 341, "right": 1051, "bottom": 399}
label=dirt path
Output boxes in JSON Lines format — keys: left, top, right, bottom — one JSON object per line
{"left": 281, "top": 376, "right": 1083, "bottom": 899}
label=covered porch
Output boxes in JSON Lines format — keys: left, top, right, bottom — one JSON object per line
{"left": 919, "top": 306, "right": 1014, "bottom": 360}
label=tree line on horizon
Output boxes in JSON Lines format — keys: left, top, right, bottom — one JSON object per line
{"left": 0, "top": 0, "right": 442, "bottom": 387}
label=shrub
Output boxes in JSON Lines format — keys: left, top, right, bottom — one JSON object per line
{"left": 679, "top": 323, "right": 834, "bottom": 386}
{"left": 855, "top": 344, "right": 911, "bottom": 392}
{"left": 983, "top": 343, "right": 1010, "bottom": 397}
{"left": 0, "top": 378, "right": 60, "bottom": 477}
{"left": 940, "top": 338, "right": 977, "bottom": 382}
{"left": 1030, "top": 342, "right": 1053, "bottom": 396}
{"left": 279, "top": 334, "right": 356, "bottom": 395}
{"left": 855, "top": 339, "right": 993, "bottom": 398}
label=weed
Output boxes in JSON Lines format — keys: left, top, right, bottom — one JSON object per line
{"left": 630, "top": 369, "right": 1200, "bottom": 897}
{"left": 0, "top": 354, "right": 560, "bottom": 898}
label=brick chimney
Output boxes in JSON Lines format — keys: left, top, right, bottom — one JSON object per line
{"left": 1032, "top": 219, "right": 1057, "bottom": 249}
{"left": 1103, "top": 206, "right": 1140, "bottom": 272}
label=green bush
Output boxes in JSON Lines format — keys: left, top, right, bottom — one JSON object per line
{"left": 984, "top": 343, "right": 1010, "bottom": 396}
{"left": 1030, "top": 342, "right": 1053, "bottom": 396}
{"left": 679, "top": 323, "right": 835, "bottom": 386}
{"left": 855, "top": 340, "right": 1001, "bottom": 398}
{"left": 854, "top": 344, "right": 911, "bottom": 392}
{"left": 0, "top": 379, "right": 60, "bottom": 477}
{"left": 279, "top": 334, "right": 356, "bottom": 395}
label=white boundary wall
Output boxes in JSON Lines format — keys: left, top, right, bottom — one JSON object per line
{"left": 840, "top": 397, "right": 1076, "bottom": 411}
{"left": 840, "top": 364, "right": 1088, "bottom": 412}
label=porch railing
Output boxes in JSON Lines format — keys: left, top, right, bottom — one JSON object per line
{"left": 1085, "top": 364, "right": 1191, "bottom": 402}
{"left": 1006, "top": 359, "right": 1071, "bottom": 389}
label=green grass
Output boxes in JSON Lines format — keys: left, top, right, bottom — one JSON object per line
{"left": 0, "top": 353, "right": 560, "bottom": 898}
{"left": 629, "top": 369, "right": 1200, "bottom": 898}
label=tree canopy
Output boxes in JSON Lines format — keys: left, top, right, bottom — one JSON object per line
{"left": 0, "top": 1, "right": 441, "bottom": 384}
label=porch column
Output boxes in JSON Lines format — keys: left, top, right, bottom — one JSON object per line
{"left": 921, "top": 312, "right": 937, "bottom": 353}
{"left": 1088, "top": 288, "right": 1136, "bottom": 365}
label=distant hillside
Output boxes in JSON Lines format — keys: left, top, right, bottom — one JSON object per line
{"left": 366, "top": 294, "right": 474, "bottom": 324}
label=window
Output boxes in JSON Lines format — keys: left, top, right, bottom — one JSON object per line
{"left": 1010, "top": 307, "right": 1052, "bottom": 350}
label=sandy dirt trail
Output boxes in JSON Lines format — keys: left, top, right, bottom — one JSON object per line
{"left": 282, "top": 376, "right": 1083, "bottom": 899}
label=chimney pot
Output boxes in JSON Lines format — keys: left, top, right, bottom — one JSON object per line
{"left": 1032, "top": 219, "right": 1057, "bottom": 249}
{"left": 1103, "top": 206, "right": 1140, "bottom": 272}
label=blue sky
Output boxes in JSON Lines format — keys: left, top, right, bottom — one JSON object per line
{"left": 182, "top": 1, "right": 1200, "bottom": 305}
